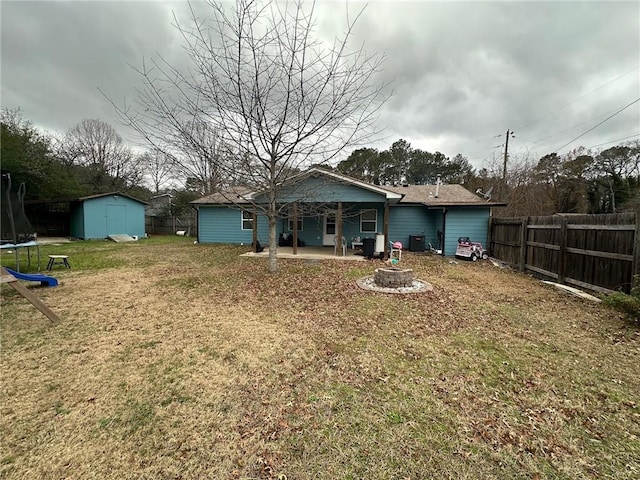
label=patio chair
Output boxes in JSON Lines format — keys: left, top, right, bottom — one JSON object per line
{"left": 334, "top": 235, "right": 347, "bottom": 256}
{"left": 389, "top": 241, "right": 402, "bottom": 261}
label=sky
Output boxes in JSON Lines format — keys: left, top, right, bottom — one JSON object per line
{"left": 2, "top": 0, "right": 639, "bottom": 173}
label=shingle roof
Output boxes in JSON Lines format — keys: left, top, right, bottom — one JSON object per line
{"left": 190, "top": 173, "right": 505, "bottom": 208}
{"left": 190, "top": 186, "right": 254, "bottom": 205}
{"left": 385, "top": 184, "right": 504, "bottom": 207}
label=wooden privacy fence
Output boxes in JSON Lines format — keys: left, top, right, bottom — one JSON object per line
{"left": 489, "top": 213, "right": 639, "bottom": 294}
{"left": 145, "top": 215, "right": 195, "bottom": 236}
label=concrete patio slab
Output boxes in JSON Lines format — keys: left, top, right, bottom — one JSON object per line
{"left": 241, "top": 246, "right": 368, "bottom": 261}
{"left": 36, "top": 237, "right": 73, "bottom": 245}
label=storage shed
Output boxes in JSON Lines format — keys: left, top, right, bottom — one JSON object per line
{"left": 70, "top": 192, "right": 147, "bottom": 240}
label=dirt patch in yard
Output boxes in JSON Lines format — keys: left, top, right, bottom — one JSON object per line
{"left": 1, "top": 242, "right": 638, "bottom": 479}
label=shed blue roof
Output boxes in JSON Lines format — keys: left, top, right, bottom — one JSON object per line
{"left": 76, "top": 192, "right": 148, "bottom": 205}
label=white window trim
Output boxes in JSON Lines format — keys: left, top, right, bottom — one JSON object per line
{"left": 360, "top": 209, "right": 377, "bottom": 233}
{"left": 287, "top": 217, "right": 303, "bottom": 232}
{"left": 241, "top": 210, "right": 253, "bottom": 231}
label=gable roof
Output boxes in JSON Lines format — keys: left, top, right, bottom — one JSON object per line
{"left": 190, "top": 167, "right": 504, "bottom": 207}
{"left": 385, "top": 184, "right": 506, "bottom": 207}
{"left": 284, "top": 167, "right": 403, "bottom": 202}
{"left": 76, "top": 192, "right": 148, "bottom": 205}
{"left": 191, "top": 186, "right": 254, "bottom": 205}
{"left": 191, "top": 168, "right": 403, "bottom": 206}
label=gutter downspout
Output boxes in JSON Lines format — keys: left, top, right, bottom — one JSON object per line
{"left": 441, "top": 207, "right": 447, "bottom": 256}
{"left": 192, "top": 205, "right": 200, "bottom": 243}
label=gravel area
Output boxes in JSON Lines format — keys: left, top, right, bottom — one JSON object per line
{"left": 355, "top": 275, "right": 433, "bottom": 294}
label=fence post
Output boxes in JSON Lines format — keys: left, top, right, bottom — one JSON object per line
{"left": 558, "top": 215, "right": 567, "bottom": 284}
{"left": 519, "top": 217, "right": 528, "bottom": 272}
{"left": 633, "top": 212, "right": 640, "bottom": 289}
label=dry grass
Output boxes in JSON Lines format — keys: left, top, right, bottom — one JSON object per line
{"left": 1, "top": 238, "right": 639, "bottom": 479}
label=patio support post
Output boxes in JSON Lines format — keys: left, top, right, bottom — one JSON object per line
{"left": 383, "top": 201, "right": 390, "bottom": 260}
{"left": 292, "top": 202, "right": 298, "bottom": 255}
{"left": 337, "top": 202, "right": 343, "bottom": 256}
{"left": 441, "top": 208, "right": 447, "bottom": 256}
{"left": 252, "top": 209, "right": 258, "bottom": 250}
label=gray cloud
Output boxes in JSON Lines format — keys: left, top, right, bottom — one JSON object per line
{"left": 1, "top": 1, "right": 176, "bottom": 133}
{"left": 2, "top": 0, "right": 638, "bottom": 170}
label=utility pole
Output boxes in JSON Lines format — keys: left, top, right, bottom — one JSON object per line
{"left": 502, "top": 129, "right": 515, "bottom": 181}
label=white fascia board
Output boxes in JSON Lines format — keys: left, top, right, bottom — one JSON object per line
{"left": 306, "top": 168, "right": 403, "bottom": 201}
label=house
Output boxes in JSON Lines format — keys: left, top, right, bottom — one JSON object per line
{"left": 191, "top": 168, "right": 505, "bottom": 255}
{"left": 70, "top": 192, "right": 147, "bottom": 240}
{"left": 382, "top": 183, "right": 506, "bottom": 255}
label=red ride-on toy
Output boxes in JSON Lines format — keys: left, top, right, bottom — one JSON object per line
{"left": 455, "top": 237, "right": 488, "bottom": 262}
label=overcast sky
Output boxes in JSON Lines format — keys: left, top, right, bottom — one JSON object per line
{"left": 2, "top": 0, "right": 639, "bottom": 172}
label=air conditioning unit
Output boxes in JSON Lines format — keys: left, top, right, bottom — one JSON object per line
{"left": 409, "top": 235, "right": 425, "bottom": 252}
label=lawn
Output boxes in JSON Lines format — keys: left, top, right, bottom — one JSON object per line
{"left": 1, "top": 237, "right": 638, "bottom": 479}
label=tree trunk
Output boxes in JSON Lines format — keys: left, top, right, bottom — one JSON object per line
{"left": 292, "top": 202, "right": 298, "bottom": 255}
{"left": 268, "top": 215, "right": 277, "bottom": 272}
{"left": 267, "top": 191, "right": 278, "bottom": 272}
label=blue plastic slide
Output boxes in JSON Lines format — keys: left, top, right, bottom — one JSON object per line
{"left": 4, "top": 267, "right": 58, "bottom": 287}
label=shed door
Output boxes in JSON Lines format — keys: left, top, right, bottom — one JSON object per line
{"left": 106, "top": 204, "right": 127, "bottom": 235}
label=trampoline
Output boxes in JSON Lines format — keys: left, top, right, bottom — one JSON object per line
{"left": 0, "top": 240, "right": 40, "bottom": 272}
{"left": 1, "top": 173, "right": 40, "bottom": 271}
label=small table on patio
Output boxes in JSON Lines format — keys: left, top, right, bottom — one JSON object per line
{"left": 351, "top": 241, "right": 363, "bottom": 250}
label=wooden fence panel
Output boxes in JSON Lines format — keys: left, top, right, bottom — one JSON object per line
{"left": 145, "top": 215, "right": 195, "bottom": 236}
{"left": 490, "top": 213, "right": 637, "bottom": 294}
{"left": 527, "top": 216, "right": 562, "bottom": 280}
{"left": 489, "top": 218, "right": 523, "bottom": 266}
{"left": 565, "top": 213, "right": 635, "bottom": 293}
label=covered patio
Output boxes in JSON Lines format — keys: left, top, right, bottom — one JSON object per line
{"left": 241, "top": 245, "right": 368, "bottom": 261}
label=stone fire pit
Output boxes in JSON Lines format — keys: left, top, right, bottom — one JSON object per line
{"left": 356, "top": 267, "right": 432, "bottom": 294}
{"left": 374, "top": 267, "right": 414, "bottom": 288}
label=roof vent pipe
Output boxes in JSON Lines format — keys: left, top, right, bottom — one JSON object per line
{"left": 435, "top": 174, "right": 441, "bottom": 198}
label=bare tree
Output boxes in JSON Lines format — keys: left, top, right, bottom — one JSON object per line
{"left": 138, "top": 122, "right": 230, "bottom": 195}
{"left": 139, "top": 149, "right": 177, "bottom": 194}
{"left": 177, "top": 121, "right": 230, "bottom": 195}
{"left": 60, "top": 119, "right": 141, "bottom": 192}
{"left": 478, "top": 152, "right": 547, "bottom": 217}
{"left": 108, "top": 0, "right": 388, "bottom": 272}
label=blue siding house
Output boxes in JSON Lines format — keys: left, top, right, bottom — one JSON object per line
{"left": 192, "top": 169, "right": 505, "bottom": 255}
{"left": 70, "top": 193, "right": 147, "bottom": 240}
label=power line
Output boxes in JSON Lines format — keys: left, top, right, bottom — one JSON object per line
{"left": 445, "top": 133, "right": 504, "bottom": 152}
{"left": 464, "top": 142, "right": 504, "bottom": 158}
{"left": 445, "top": 67, "right": 639, "bottom": 162}
{"left": 516, "top": 65, "right": 640, "bottom": 131}
{"left": 526, "top": 104, "right": 630, "bottom": 147}
{"left": 584, "top": 133, "right": 640, "bottom": 150}
{"left": 554, "top": 97, "right": 640, "bottom": 152}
